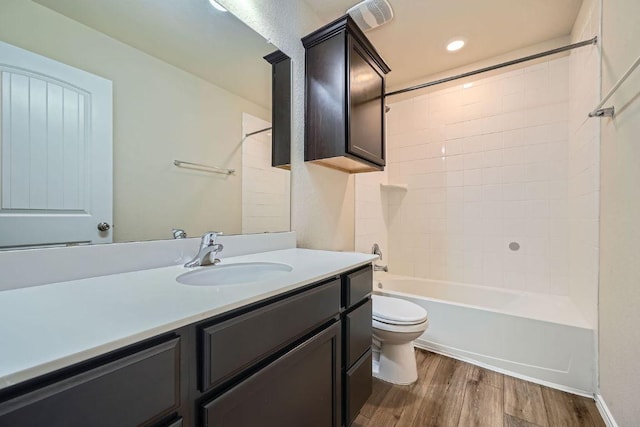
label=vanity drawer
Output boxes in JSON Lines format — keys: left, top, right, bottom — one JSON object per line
{"left": 0, "top": 338, "right": 180, "bottom": 427}
{"left": 201, "top": 278, "right": 341, "bottom": 391}
{"left": 344, "top": 298, "right": 372, "bottom": 368}
{"left": 343, "top": 265, "right": 372, "bottom": 309}
{"left": 345, "top": 349, "right": 373, "bottom": 426}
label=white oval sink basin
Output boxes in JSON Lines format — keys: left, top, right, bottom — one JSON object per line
{"left": 176, "top": 262, "right": 293, "bottom": 286}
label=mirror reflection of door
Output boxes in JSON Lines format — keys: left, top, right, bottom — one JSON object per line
{"left": 0, "top": 41, "right": 113, "bottom": 249}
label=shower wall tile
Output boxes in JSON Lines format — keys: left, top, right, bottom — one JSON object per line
{"left": 355, "top": 21, "right": 599, "bottom": 314}
{"left": 567, "top": 0, "right": 601, "bottom": 326}
{"left": 379, "top": 57, "right": 573, "bottom": 296}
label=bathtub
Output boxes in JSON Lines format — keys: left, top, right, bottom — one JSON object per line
{"left": 374, "top": 273, "right": 595, "bottom": 395}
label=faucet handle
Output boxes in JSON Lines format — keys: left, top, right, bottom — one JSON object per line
{"left": 201, "top": 231, "right": 223, "bottom": 247}
{"left": 372, "top": 243, "right": 382, "bottom": 260}
{"left": 172, "top": 228, "right": 187, "bottom": 239}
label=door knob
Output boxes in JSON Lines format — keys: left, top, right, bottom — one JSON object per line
{"left": 97, "top": 222, "right": 111, "bottom": 232}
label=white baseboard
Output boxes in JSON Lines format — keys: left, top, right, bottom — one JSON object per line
{"left": 595, "top": 394, "right": 618, "bottom": 427}
{"left": 414, "top": 340, "right": 593, "bottom": 398}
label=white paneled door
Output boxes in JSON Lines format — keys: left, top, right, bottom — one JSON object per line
{"left": 0, "top": 41, "right": 112, "bottom": 248}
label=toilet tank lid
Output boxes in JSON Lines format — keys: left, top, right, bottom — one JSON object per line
{"left": 372, "top": 294, "right": 428, "bottom": 324}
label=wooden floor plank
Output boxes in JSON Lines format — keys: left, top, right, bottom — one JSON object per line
{"left": 357, "top": 350, "right": 605, "bottom": 427}
{"left": 359, "top": 378, "right": 392, "bottom": 419}
{"left": 367, "top": 350, "right": 437, "bottom": 426}
{"left": 504, "top": 413, "right": 542, "bottom": 427}
{"left": 408, "top": 355, "right": 465, "bottom": 427}
{"left": 541, "top": 387, "right": 604, "bottom": 427}
{"left": 585, "top": 399, "right": 607, "bottom": 427}
{"left": 504, "top": 376, "right": 549, "bottom": 426}
{"left": 469, "top": 365, "right": 505, "bottom": 390}
{"left": 351, "top": 414, "right": 371, "bottom": 427}
{"left": 458, "top": 379, "right": 504, "bottom": 427}
{"left": 365, "top": 382, "right": 412, "bottom": 426}
{"left": 429, "top": 360, "right": 472, "bottom": 427}
{"left": 393, "top": 350, "right": 444, "bottom": 427}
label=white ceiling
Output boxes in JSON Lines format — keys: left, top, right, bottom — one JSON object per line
{"left": 34, "top": 0, "right": 274, "bottom": 108}
{"left": 303, "top": 0, "right": 584, "bottom": 90}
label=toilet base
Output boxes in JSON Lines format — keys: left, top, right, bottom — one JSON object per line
{"left": 372, "top": 341, "right": 418, "bottom": 385}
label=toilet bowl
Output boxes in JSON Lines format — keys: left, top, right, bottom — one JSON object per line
{"left": 371, "top": 294, "right": 429, "bottom": 385}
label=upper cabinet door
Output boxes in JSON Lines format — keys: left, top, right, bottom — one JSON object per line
{"left": 302, "top": 15, "right": 390, "bottom": 174}
{"left": 0, "top": 41, "right": 113, "bottom": 249}
{"left": 348, "top": 38, "right": 385, "bottom": 166}
{"left": 263, "top": 50, "right": 291, "bottom": 169}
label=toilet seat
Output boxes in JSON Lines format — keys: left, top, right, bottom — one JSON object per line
{"left": 372, "top": 294, "right": 428, "bottom": 325}
{"left": 373, "top": 317, "right": 430, "bottom": 333}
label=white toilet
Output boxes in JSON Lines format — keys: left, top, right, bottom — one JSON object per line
{"left": 371, "top": 294, "right": 429, "bottom": 385}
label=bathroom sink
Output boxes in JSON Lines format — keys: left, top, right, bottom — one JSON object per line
{"left": 176, "top": 262, "right": 293, "bottom": 286}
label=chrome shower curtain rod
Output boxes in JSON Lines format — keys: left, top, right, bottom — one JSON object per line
{"left": 244, "top": 127, "right": 272, "bottom": 138}
{"left": 385, "top": 37, "right": 598, "bottom": 97}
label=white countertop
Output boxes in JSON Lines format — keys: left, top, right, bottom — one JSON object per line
{"left": 0, "top": 248, "right": 376, "bottom": 390}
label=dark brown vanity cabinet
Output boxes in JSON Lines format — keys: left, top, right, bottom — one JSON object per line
{"left": 0, "top": 266, "right": 373, "bottom": 427}
{"left": 302, "top": 16, "right": 391, "bottom": 173}
{"left": 0, "top": 338, "right": 182, "bottom": 427}
{"left": 264, "top": 50, "right": 291, "bottom": 169}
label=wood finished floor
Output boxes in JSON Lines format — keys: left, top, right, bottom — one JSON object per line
{"left": 354, "top": 350, "right": 605, "bottom": 427}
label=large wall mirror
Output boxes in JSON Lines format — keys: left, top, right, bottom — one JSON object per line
{"left": 0, "top": 0, "right": 290, "bottom": 249}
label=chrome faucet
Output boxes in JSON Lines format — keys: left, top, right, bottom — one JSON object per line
{"left": 372, "top": 243, "right": 388, "bottom": 272}
{"left": 184, "top": 232, "right": 224, "bottom": 268}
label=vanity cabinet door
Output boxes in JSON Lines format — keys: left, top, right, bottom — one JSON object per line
{"left": 201, "top": 322, "right": 342, "bottom": 427}
{"left": 0, "top": 338, "right": 180, "bottom": 427}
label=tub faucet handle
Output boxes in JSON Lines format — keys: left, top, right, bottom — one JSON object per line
{"left": 372, "top": 243, "right": 388, "bottom": 272}
{"left": 372, "top": 243, "right": 383, "bottom": 260}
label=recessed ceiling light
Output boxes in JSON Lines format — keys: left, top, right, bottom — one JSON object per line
{"left": 446, "top": 39, "right": 465, "bottom": 52}
{"left": 209, "top": 0, "right": 227, "bottom": 12}
{"left": 463, "top": 83, "right": 473, "bottom": 89}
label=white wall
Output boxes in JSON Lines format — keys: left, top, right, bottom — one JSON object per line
{"left": 378, "top": 58, "right": 573, "bottom": 295}
{"left": 241, "top": 113, "right": 290, "bottom": 234}
{"left": 0, "top": 0, "right": 270, "bottom": 243}
{"left": 220, "top": 0, "right": 356, "bottom": 252}
{"left": 568, "top": 0, "right": 601, "bottom": 331}
{"left": 598, "top": 0, "right": 640, "bottom": 423}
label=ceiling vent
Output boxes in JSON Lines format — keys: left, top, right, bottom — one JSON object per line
{"left": 346, "top": 0, "right": 394, "bottom": 31}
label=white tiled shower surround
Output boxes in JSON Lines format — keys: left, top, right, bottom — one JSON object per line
{"left": 568, "top": 0, "right": 600, "bottom": 326}
{"left": 241, "top": 113, "right": 291, "bottom": 234}
{"left": 356, "top": 45, "right": 599, "bottom": 309}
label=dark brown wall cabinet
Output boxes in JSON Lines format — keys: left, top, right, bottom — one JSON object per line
{"left": 264, "top": 50, "right": 291, "bottom": 169}
{"left": 302, "top": 16, "right": 391, "bottom": 174}
{"left": 0, "top": 265, "right": 373, "bottom": 427}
